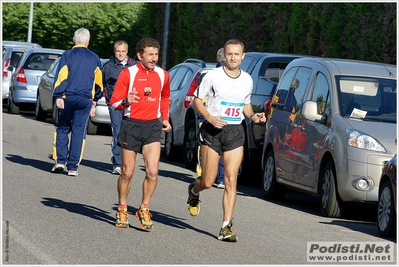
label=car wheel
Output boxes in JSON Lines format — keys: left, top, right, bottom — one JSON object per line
{"left": 319, "top": 160, "right": 343, "bottom": 218}
{"left": 377, "top": 180, "right": 396, "bottom": 237}
{"left": 51, "top": 100, "right": 59, "bottom": 125}
{"left": 183, "top": 119, "right": 197, "bottom": 170}
{"left": 164, "top": 125, "right": 179, "bottom": 160}
{"left": 7, "top": 91, "right": 20, "bottom": 114}
{"left": 262, "top": 149, "right": 286, "bottom": 200}
{"left": 35, "top": 93, "right": 47, "bottom": 121}
{"left": 87, "top": 119, "right": 98, "bottom": 135}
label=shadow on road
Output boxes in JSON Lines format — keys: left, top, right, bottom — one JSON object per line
{"left": 4, "top": 153, "right": 113, "bottom": 174}
{"left": 40, "top": 197, "right": 215, "bottom": 238}
{"left": 41, "top": 197, "right": 116, "bottom": 227}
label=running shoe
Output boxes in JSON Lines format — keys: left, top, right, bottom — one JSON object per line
{"left": 213, "top": 182, "right": 225, "bottom": 189}
{"left": 51, "top": 163, "right": 65, "bottom": 173}
{"left": 135, "top": 208, "right": 154, "bottom": 230}
{"left": 217, "top": 183, "right": 225, "bottom": 189}
{"left": 218, "top": 221, "right": 237, "bottom": 242}
{"left": 115, "top": 207, "right": 129, "bottom": 228}
{"left": 112, "top": 167, "right": 121, "bottom": 175}
{"left": 68, "top": 170, "right": 78, "bottom": 176}
{"left": 187, "top": 182, "right": 200, "bottom": 216}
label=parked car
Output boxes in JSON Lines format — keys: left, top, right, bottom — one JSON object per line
{"left": 35, "top": 57, "right": 61, "bottom": 123}
{"left": 7, "top": 47, "right": 64, "bottom": 114}
{"left": 164, "top": 58, "right": 216, "bottom": 165}
{"left": 87, "top": 58, "right": 111, "bottom": 135}
{"left": 2, "top": 46, "right": 29, "bottom": 102}
{"left": 261, "top": 57, "right": 397, "bottom": 218}
{"left": 377, "top": 154, "right": 396, "bottom": 238}
{"left": 36, "top": 57, "right": 110, "bottom": 135}
{"left": 2, "top": 40, "right": 42, "bottom": 48}
{"left": 2, "top": 41, "right": 42, "bottom": 102}
{"left": 178, "top": 52, "right": 303, "bottom": 182}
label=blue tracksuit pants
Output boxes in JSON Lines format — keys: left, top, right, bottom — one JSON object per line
{"left": 55, "top": 95, "right": 92, "bottom": 171}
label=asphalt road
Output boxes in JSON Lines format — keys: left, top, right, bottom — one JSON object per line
{"left": 1, "top": 107, "right": 397, "bottom": 265}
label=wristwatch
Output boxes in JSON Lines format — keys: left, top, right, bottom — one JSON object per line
{"left": 122, "top": 98, "right": 130, "bottom": 107}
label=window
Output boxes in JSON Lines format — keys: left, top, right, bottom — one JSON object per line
{"left": 275, "top": 67, "right": 297, "bottom": 105}
{"left": 169, "top": 66, "right": 192, "bottom": 92}
{"left": 311, "top": 72, "right": 330, "bottom": 116}
{"left": 240, "top": 57, "right": 256, "bottom": 73}
{"left": 10, "top": 51, "right": 24, "bottom": 67}
{"left": 276, "top": 66, "right": 312, "bottom": 113}
{"left": 264, "top": 62, "right": 289, "bottom": 83}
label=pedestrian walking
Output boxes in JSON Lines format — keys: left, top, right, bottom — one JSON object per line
{"left": 187, "top": 39, "right": 266, "bottom": 242}
{"left": 109, "top": 37, "right": 171, "bottom": 230}
{"left": 51, "top": 27, "right": 103, "bottom": 177}
{"left": 102, "top": 40, "right": 136, "bottom": 175}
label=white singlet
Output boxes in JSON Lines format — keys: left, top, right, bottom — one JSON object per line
{"left": 194, "top": 66, "right": 253, "bottom": 124}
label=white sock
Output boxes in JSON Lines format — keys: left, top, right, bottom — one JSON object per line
{"left": 191, "top": 187, "right": 199, "bottom": 197}
{"left": 222, "top": 221, "right": 230, "bottom": 228}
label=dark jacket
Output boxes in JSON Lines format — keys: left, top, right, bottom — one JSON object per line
{"left": 102, "top": 55, "right": 136, "bottom": 105}
{"left": 53, "top": 45, "right": 103, "bottom": 101}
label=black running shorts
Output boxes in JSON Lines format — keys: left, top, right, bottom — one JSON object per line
{"left": 198, "top": 121, "right": 244, "bottom": 154}
{"left": 118, "top": 118, "right": 162, "bottom": 152}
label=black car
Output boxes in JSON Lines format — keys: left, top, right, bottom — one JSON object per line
{"left": 377, "top": 154, "right": 397, "bottom": 238}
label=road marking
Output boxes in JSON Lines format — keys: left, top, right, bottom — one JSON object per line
{"left": 6, "top": 221, "right": 58, "bottom": 264}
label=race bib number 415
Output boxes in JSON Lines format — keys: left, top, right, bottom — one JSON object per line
{"left": 220, "top": 101, "right": 244, "bottom": 124}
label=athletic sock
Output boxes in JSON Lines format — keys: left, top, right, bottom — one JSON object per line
{"left": 191, "top": 187, "right": 199, "bottom": 197}
{"left": 118, "top": 204, "right": 127, "bottom": 209}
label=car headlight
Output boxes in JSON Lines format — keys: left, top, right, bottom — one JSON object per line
{"left": 346, "top": 129, "right": 386, "bottom": 152}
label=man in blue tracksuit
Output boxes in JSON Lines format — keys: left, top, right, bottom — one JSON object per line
{"left": 51, "top": 28, "right": 103, "bottom": 176}
{"left": 102, "top": 40, "right": 136, "bottom": 175}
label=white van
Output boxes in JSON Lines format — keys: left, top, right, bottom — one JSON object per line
{"left": 261, "top": 57, "right": 396, "bottom": 218}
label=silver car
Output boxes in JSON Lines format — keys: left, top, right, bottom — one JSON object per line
{"left": 86, "top": 58, "right": 110, "bottom": 135}
{"left": 8, "top": 47, "right": 64, "bottom": 114}
{"left": 261, "top": 57, "right": 396, "bottom": 218}
{"left": 2, "top": 41, "right": 42, "bottom": 101}
{"left": 2, "top": 40, "right": 42, "bottom": 48}
{"left": 2, "top": 46, "right": 28, "bottom": 101}
{"left": 164, "top": 59, "right": 215, "bottom": 165}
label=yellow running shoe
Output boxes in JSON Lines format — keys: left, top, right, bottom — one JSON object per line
{"left": 135, "top": 208, "right": 154, "bottom": 230}
{"left": 187, "top": 183, "right": 201, "bottom": 216}
{"left": 115, "top": 207, "right": 129, "bottom": 228}
{"left": 218, "top": 220, "right": 237, "bottom": 242}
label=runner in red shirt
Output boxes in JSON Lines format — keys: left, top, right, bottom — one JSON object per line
{"left": 109, "top": 37, "right": 171, "bottom": 230}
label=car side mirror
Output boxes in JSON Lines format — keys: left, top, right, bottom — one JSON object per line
{"left": 302, "top": 100, "right": 324, "bottom": 122}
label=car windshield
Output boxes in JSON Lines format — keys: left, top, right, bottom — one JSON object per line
{"left": 337, "top": 76, "right": 397, "bottom": 123}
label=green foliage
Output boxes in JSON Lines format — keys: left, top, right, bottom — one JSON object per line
{"left": 2, "top": 2, "right": 144, "bottom": 58}
{"left": 2, "top": 3, "right": 31, "bottom": 42}
{"left": 2, "top": 2, "right": 396, "bottom": 67}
